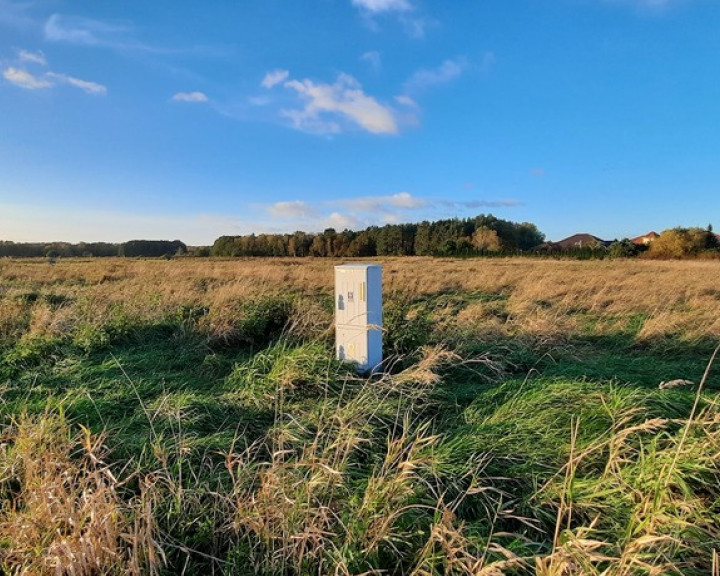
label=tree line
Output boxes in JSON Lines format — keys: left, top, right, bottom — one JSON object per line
{"left": 534, "top": 226, "right": 720, "bottom": 260}
{"left": 4, "top": 221, "right": 714, "bottom": 260}
{"left": 211, "top": 215, "right": 546, "bottom": 258}
{"left": 0, "top": 240, "right": 188, "bottom": 259}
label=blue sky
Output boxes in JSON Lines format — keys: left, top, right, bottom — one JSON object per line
{"left": 1, "top": 0, "right": 719, "bottom": 245}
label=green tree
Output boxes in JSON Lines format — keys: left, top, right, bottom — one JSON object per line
{"left": 608, "top": 239, "right": 639, "bottom": 258}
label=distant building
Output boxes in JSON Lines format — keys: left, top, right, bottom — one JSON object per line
{"left": 631, "top": 231, "right": 659, "bottom": 246}
{"left": 553, "top": 233, "right": 609, "bottom": 250}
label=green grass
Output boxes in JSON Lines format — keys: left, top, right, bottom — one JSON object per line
{"left": 1, "top": 287, "right": 719, "bottom": 574}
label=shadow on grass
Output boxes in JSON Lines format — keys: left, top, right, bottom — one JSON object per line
{"left": 0, "top": 325, "right": 277, "bottom": 463}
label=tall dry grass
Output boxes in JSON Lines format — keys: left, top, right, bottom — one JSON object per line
{"left": 2, "top": 257, "right": 720, "bottom": 348}
{"left": 225, "top": 345, "right": 516, "bottom": 575}
{"left": 0, "top": 411, "right": 164, "bottom": 575}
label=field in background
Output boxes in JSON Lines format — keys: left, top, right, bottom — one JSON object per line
{"left": 1, "top": 257, "right": 719, "bottom": 574}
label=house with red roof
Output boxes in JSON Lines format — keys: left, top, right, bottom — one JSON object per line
{"left": 631, "top": 231, "right": 659, "bottom": 246}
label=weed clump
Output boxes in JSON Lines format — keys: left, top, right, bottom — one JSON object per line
{"left": 0, "top": 411, "right": 163, "bottom": 575}
{"left": 225, "top": 341, "right": 343, "bottom": 408}
{"left": 205, "top": 294, "right": 296, "bottom": 348}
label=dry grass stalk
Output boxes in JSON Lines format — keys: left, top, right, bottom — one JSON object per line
{"left": 535, "top": 393, "right": 720, "bottom": 574}
{"left": 392, "top": 345, "right": 461, "bottom": 389}
{"left": 0, "top": 413, "right": 164, "bottom": 576}
{"left": 411, "top": 506, "right": 525, "bottom": 576}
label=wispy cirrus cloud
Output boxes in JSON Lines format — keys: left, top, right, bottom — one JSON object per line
{"left": 394, "top": 95, "right": 418, "bottom": 109}
{"left": 2, "top": 67, "right": 52, "bottom": 89}
{"left": 2, "top": 49, "right": 106, "bottom": 95}
{"left": 261, "top": 69, "right": 289, "bottom": 89}
{"left": 404, "top": 53, "right": 495, "bottom": 95}
{"left": 43, "top": 13, "right": 219, "bottom": 55}
{"left": 351, "top": 0, "right": 412, "bottom": 13}
{"left": 171, "top": 91, "right": 208, "bottom": 103}
{"left": 262, "top": 71, "right": 398, "bottom": 135}
{"left": 18, "top": 49, "right": 46, "bottom": 65}
{"left": 404, "top": 57, "right": 469, "bottom": 93}
{"left": 360, "top": 50, "right": 382, "bottom": 72}
{"left": 48, "top": 72, "right": 107, "bottom": 95}
{"left": 44, "top": 14, "right": 130, "bottom": 47}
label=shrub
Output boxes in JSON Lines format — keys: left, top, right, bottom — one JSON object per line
{"left": 383, "top": 294, "right": 432, "bottom": 356}
{"left": 647, "top": 227, "right": 718, "bottom": 259}
{"left": 608, "top": 239, "right": 640, "bottom": 258}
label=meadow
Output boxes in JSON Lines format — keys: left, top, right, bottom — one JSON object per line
{"left": 0, "top": 256, "right": 719, "bottom": 575}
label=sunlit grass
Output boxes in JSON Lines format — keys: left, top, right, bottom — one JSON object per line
{"left": 0, "top": 256, "right": 719, "bottom": 574}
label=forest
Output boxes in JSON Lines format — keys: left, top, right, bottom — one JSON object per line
{"left": 0, "top": 239, "right": 188, "bottom": 259}
{"left": 211, "top": 214, "right": 545, "bottom": 257}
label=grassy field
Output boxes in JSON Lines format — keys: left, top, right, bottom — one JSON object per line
{"left": 1, "top": 256, "right": 719, "bottom": 575}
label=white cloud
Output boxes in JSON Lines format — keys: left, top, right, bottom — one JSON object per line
{"left": 326, "top": 212, "right": 363, "bottom": 230}
{"left": 256, "top": 192, "right": 428, "bottom": 233}
{"left": 48, "top": 72, "right": 107, "bottom": 95}
{"left": 360, "top": 51, "right": 382, "bottom": 71}
{"left": 63, "top": 76, "right": 106, "bottom": 95}
{"left": 405, "top": 57, "right": 468, "bottom": 93}
{"left": 280, "top": 73, "right": 398, "bottom": 135}
{"left": 2, "top": 67, "right": 52, "bottom": 90}
{"left": 280, "top": 108, "right": 341, "bottom": 135}
{"left": 268, "top": 201, "right": 317, "bottom": 219}
{"left": 394, "top": 94, "right": 418, "bottom": 108}
{"left": 261, "top": 69, "right": 289, "bottom": 89}
{"left": 2, "top": 65, "right": 106, "bottom": 94}
{"left": 18, "top": 49, "right": 46, "bottom": 66}
{"left": 44, "top": 14, "right": 128, "bottom": 46}
{"left": 172, "top": 91, "right": 208, "bottom": 103}
{"left": 342, "top": 192, "right": 427, "bottom": 212}
{"left": 248, "top": 95, "right": 271, "bottom": 106}
{"left": 399, "top": 15, "right": 428, "bottom": 38}
{"left": 351, "top": 0, "right": 412, "bottom": 13}
{"left": 351, "top": 0, "right": 428, "bottom": 38}
{"left": 43, "top": 13, "right": 185, "bottom": 54}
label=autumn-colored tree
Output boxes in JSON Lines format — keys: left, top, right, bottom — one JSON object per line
{"left": 472, "top": 226, "right": 502, "bottom": 252}
{"left": 647, "top": 227, "right": 714, "bottom": 259}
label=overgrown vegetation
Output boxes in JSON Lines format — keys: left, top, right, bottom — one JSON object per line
{"left": 0, "top": 257, "right": 718, "bottom": 574}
